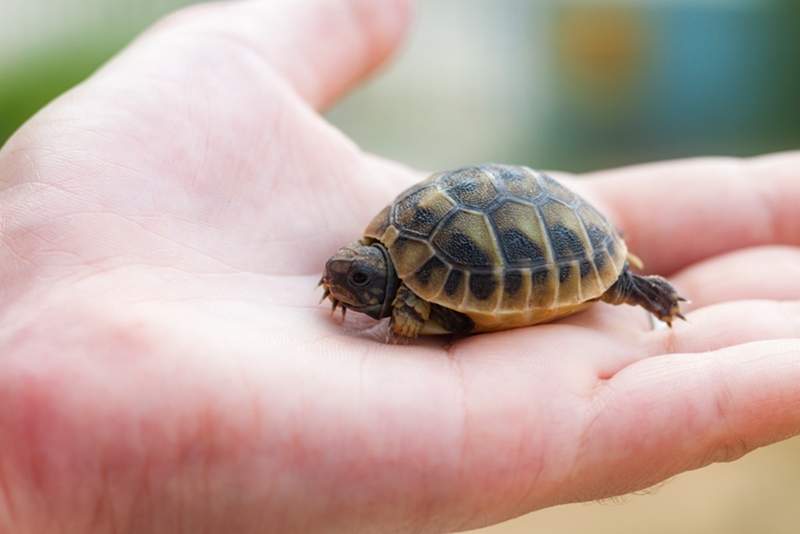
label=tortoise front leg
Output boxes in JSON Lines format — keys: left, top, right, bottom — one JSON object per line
{"left": 390, "top": 284, "right": 430, "bottom": 339}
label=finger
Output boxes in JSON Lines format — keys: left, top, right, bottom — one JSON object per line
{"left": 588, "top": 244, "right": 800, "bottom": 368}
{"left": 526, "top": 244, "right": 800, "bottom": 374}
{"left": 564, "top": 246, "right": 800, "bottom": 374}
{"left": 592, "top": 298, "right": 800, "bottom": 379}
{"left": 129, "top": 0, "right": 412, "bottom": 110}
{"left": 672, "top": 245, "right": 800, "bottom": 310}
{"left": 653, "top": 298, "right": 800, "bottom": 355}
{"left": 572, "top": 338, "right": 800, "bottom": 503}
{"left": 584, "top": 244, "right": 800, "bottom": 371}
{"left": 580, "top": 152, "right": 800, "bottom": 275}
{"left": 4, "top": 0, "right": 415, "bottom": 279}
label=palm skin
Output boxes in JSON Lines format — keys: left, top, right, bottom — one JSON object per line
{"left": 1, "top": 1, "right": 800, "bottom": 533}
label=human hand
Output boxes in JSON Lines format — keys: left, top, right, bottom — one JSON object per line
{"left": 1, "top": 0, "right": 799, "bottom": 532}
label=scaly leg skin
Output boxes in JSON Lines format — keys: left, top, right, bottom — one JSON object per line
{"left": 389, "top": 284, "right": 431, "bottom": 342}
{"left": 601, "top": 266, "right": 687, "bottom": 327}
{"left": 427, "top": 305, "right": 475, "bottom": 336}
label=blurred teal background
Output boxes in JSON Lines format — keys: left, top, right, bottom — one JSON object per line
{"left": 3, "top": 0, "right": 800, "bottom": 173}
{"left": 3, "top": 1, "right": 800, "bottom": 533}
{"left": 331, "top": 0, "right": 800, "bottom": 172}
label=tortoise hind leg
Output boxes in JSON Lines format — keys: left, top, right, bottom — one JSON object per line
{"left": 425, "top": 305, "right": 474, "bottom": 336}
{"left": 601, "top": 266, "right": 687, "bottom": 326}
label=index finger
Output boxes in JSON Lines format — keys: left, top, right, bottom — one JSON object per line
{"left": 105, "top": 0, "right": 411, "bottom": 111}
{"left": 580, "top": 152, "right": 800, "bottom": 275}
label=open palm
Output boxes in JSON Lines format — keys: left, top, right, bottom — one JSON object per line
{"left": 2, "top": 1, "right": 800, "bottom": 532}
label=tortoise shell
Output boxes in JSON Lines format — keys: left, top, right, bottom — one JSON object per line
{"left": 363, "top": 164, "right": 628, "bottom": 331}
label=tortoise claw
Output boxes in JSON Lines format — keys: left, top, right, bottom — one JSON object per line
{"left": 319, "top": 287, "right": 331, "bottom": 304}
{"left": 626, "top": 252, "right": 645, "bottom": 270}
{"left": 318, "top": 278, "right": 346, "bottom": 320}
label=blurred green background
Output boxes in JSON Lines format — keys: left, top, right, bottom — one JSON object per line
{"left": 4, "top": 0, "right": 800, "bottom": 172}
{"left": 3, "top": 0, "right": 800, "bottom": 532}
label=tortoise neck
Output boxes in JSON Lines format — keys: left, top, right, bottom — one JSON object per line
{"left": 373, "top": 243, "right": 399, "bottom": 319}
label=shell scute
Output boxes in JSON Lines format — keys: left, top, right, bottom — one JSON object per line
{"left": 490, "top": 200, "right": 550, "bottom": 268}
{"left": 364, "top": 204, "right": 391, "bottom": 240}
{"left": 540, "top": 201, "right": 590, "bottom": 263}
{"left": 540, "top": 173, "right": 579, "bottom": 206}
{"left": 444, "top": 269, "right": 465, "bottom": 296}
{"left": 469, "top": 272, "right": 498, "bottom": 301}
{"left": 412, "top": 255, "right": 449, "bottom": 294}
{"left": 389, "top": 236, "right": 434, "bottom": 278}
{"left": 499, "top": 269, "right": 530, "bottom": 310}
{"left": 432, "top": 210, "right": 500, "bottom": 268}
{"left": 529, "top": 267, "right": 556, "bottom": 308}
{"left": 437, "top": 268, "right": 468, "bottom": 309}
{"left": 393, "top": 186, "right": 456, "bottom": 237}
{"left": 439, "top": 167, "right": 498, "bottom": 209}
{"left": 485, "top": 164, "right": 544, "bottom": 201}
{"left": 500, "top": 228, "right": 546, "bottom": 265}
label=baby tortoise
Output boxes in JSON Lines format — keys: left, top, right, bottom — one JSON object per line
{"left": 321, "top": 164, "right": 685, "bottom": 340}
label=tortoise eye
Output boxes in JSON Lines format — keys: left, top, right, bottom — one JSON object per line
{"left": 349, "top": 270, "right": 370, "bottom": 287}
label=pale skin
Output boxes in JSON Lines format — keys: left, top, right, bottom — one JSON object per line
{"left": 1, "top": 0, "right": 800, "bottom": 532}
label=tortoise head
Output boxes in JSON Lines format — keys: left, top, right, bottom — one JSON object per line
{"left": 321, "top": 242, "right": 399, "bottom": 319}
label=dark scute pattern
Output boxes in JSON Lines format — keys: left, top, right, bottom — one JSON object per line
{"left": 594, "top": 250, "right": 607, "bottom": 270}
{"left": 450, "top": 180, "right": 477, "bottom": 198}
{"left": 444, "top": 269, "right": 463, "bottom": 296}
{"left": 440, "top": 232, "right": 491, "bottom": 266}
{"left": 586, "top": 225, "right": 607, "bottom": 251}
{"left": 531, "top": 269, "right": 549, "bottom": 287}
{"left": 469, "top": 273, "right": 497, "bottom": 300}
{"left": 548, "top": 224, "right": 586, "bottom": 261}
{"left": 415, "top": 256, "right": 446, "bottom": 285}
{"left": 493, "top": 166, "right": 541, "bottom": 201}
{"left": 409, "top": 207, "right": 436, "bottom": 232}
{"left": 396, "top": 181, "right": 427, "bottom": 200}
{"left": 430, "top": 305, "right": 474, "bottom": 334}
{"left": 396, "top": 187, "right": 425, "bottom": 210}
{"left": 440, "top": 167, "right": 483, "bottom": 186}
{"left": 504, "top": 271, "right": 523, "bottom": 296}
{"left": 485, "top": 164, "right": 524, "bottom": 182}
{"left": 499, "top": 228, "right": 546, "bottom": 265}
{"left": 559, "top": 264, "right": 572, "bottom": 283}
{"left": 439, "top": 167, "right": 497, "bottom": 208}
{"left": 607, "top": 239, "right": 617, "bottom": 259}
{"left": 395, "top": 188, "right": 441, "bottom": 236}
{"left": 579, "top": 260, "right": 592, "bottom": 277}
{"left": 541, "top": 173, "right": 577, "bottom": 203}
